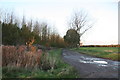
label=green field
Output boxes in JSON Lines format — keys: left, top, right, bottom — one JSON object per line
{"left": 72, "top": 47, "right": 120, "bottom": 61}
{"left": 3, "top": 49, "right": 79, "bottom": 78}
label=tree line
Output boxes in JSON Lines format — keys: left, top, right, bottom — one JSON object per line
{"left": 1, "top": 12, "right": 66, "bottom": 48}
{"left": 1, "top": 10, "right": 92, "bottom": 48}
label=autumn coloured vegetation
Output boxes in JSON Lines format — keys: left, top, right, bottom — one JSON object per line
{"left": 1, "top": 10, "right": 80, "bottom": 78}
{"left": 3, "top": 45, "right": 42, "bottom": 69}
{"left": 1, "top": 9, "right": 118, "bottom": 78}
{"left": 1, "top": 11, "right": 66, "bottom": 48}
{"left": 2, "top": 45, "right": 79, "bottom": 78}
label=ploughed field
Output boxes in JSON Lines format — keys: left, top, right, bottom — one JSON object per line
{"left": 71, "top": 47, "right": 120, "bottom": 61}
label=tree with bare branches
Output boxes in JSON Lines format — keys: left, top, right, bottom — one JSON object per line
{"left": 69, "top": 11, "right": 93, "bottom": 45}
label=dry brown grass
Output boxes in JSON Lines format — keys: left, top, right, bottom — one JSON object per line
{"left": 2, "top": 45, "right": 58, "bottom": 70}
{"left": 2, "top": 45, "right": 42, "bottom": 69}
{"left": 104, "top": 50, "right": 113, "bottom": 53}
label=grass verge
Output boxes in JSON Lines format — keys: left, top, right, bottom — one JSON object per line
{"left": 3, "top": 49, "right": 79, "bottom": 78}
{"left": 71, "top": 47, "right": 120, "bottom": 61}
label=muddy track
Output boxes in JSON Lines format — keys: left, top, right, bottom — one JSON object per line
{"left": 62, "top": 49, "right": 120, "bottom": 78}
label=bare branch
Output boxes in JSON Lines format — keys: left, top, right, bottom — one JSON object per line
{"left": 81, "top": 25, "right": 92, "bottom": 36}
{"left": 69, "top": 10, "right": 93, "bottom": 43}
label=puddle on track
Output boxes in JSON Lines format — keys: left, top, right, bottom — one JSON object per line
{"left": 63, "top": 51, "right": 119, "bottom": 68}
{"left": 79, "top": 60, "right": 107, "bottom": 64}
{"left": 79, "top": 59, "right": 108, "bottom": 66}
{"left": 93, "top": 61, "right": 108, "bottom": 64}
{"left": 78, "top": 56, "right": 119, "bottom": 67}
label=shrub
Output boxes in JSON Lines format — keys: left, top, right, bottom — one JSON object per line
{"left": 2, "top": 45, "right": 57, "bottom": 71}
{"left": 2, "top": 45, "right": 42, "bottom": 69}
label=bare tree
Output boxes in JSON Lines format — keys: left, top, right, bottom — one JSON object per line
{"left": 9, "top": 12, "right": 14, "bottom": 24}
{"left": 33, "top": 21, "right": 40, "bottom": 35}
{"left": 22, "top": 16, "right": 26, "bottom": 26}
{"left": 27, "top": 19, "right": 33, "bottom": 32}
{"left": 69, "top": 11, "right": 93, "bottom": 44}
{"left": 0, "top": 9, "right": 2, "bottom": 23}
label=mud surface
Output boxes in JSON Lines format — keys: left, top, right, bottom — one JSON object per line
{"left": 62, "top": 49, "right": 120, "bottom": 78}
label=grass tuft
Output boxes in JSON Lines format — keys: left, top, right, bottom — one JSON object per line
{"left": 2, "top": 46, "right": 79, "bottom": 78}
{"left": 71, "top": 47, "right": 120, "bottom": 61}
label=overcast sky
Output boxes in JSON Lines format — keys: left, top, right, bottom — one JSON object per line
{"left": 0, "top": 0, "right": 118, "bottom": 45}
